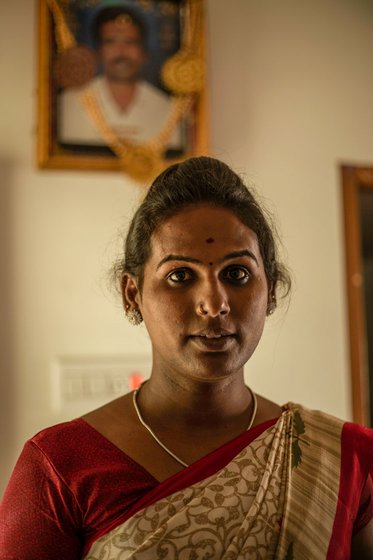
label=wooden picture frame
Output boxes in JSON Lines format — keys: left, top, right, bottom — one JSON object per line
{"left": 341, "top": 165, "right": 373, "bottom": 425}
{"left": 37, "top": 0, "right": 209, "bottom": 181}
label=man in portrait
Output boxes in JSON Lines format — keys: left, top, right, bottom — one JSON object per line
{"left": 58, "top": 5, "right": 181, "bottom": 149}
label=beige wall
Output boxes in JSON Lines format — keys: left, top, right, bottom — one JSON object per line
{"left": 2, "top": 0, "right": 373, "bottom": 494}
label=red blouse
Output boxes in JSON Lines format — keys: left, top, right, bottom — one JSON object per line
{"left": 0, "top": 417, "right": 372, "bottom": 559}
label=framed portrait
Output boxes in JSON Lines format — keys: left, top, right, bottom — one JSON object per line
{"left": 37, "top": 0, "right": 208, "bottom": 181}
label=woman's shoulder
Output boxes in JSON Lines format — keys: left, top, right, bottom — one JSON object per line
{"left": 27, "top": 396, "right": 134, "bottom": 473}
{"left": 283, "top": 401, "right": 364, "bottom": 427}
{"left": 284, "top": 402, "right": 373, "bottom": 462}
{"left": 32, "top": 417, "right": 87, "bottom": 441}
{"left": 32, "top": 394, "right": 134, "bottom": 449}
{"left": 288, "top": 402, "right": 372, "bottom": 427}
{"left": 342, "top": 419, "right": 373, "bottom": 463}
{"left": 25, "top": 418, "right": 105, "bottom": 479}
{"left": 30, "top": 417, "right": 99, "bottom": 456}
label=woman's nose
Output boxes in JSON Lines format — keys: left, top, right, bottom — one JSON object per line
{"left": 196, "top": 282, "right": 230, "bottom": 317}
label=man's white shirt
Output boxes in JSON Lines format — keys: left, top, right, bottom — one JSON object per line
{"left": 58, "top": 75, "right": 181, "bottom": 147}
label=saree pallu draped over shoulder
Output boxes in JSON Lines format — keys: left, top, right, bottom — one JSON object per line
{"left": 83, "top": 405, "right": 365, "bottom": 559}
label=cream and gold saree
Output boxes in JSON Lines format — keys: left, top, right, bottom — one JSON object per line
{"left": 84, "top": 404, "right": 372, "bottom": 559}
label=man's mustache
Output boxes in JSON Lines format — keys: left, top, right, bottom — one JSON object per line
{"left": 111, "top": 56, "right": 133, "bottom": 65}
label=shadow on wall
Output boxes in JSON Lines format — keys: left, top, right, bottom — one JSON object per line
{"left": 0, "top": 159, "right": 16, "bottom": 496}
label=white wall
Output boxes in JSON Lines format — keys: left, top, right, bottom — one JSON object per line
{"left": 2, "top": 0, "right": 373, "bottom": 495}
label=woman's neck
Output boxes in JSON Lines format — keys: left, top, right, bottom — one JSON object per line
{"left": 138, "top": 374, "right": 253, "bottom": 435}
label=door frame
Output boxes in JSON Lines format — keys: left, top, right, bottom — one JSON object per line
{"left": 341, "top": 165, "right": 372, "bottom": 425}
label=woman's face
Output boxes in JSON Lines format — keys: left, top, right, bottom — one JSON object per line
{"left": 127, "top": 204, "right": 270, "bottom": 383}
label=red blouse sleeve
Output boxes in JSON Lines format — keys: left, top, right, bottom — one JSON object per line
{"left": 354, "top": 473, "right": 373, "bottom": 534}
{"left": 0, "top": 441, "right": 83, "bottom": 560}
{"left": 344, "top": 422, "right": 373, "bottom": 535}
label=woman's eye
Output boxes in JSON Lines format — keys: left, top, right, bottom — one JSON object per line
{"left": 223, "top": 266, "right": 250, "bottom": 284}
{"left": 167, "top": 269, "right": 193, "bottom": 283}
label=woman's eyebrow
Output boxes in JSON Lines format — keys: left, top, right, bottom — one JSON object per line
{"left": 157, "top": 250, "right": 259, "bottom": 270}
{"left": 220, "top": 250, "right": 259, "bottom": 266}
{"left": 156, "top": 255, "right": 202, "bottom": 270}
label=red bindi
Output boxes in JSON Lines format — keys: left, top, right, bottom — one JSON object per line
{"left": 206, "top": 238, "right": 214, "bottom": 243}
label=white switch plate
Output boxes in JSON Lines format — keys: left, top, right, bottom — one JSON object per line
{"left": 52, "top": 354, "right": 151, "bottom": 412}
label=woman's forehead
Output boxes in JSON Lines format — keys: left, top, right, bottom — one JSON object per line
{"left": 149, "top": 204, "right": 260, "bottom": 255}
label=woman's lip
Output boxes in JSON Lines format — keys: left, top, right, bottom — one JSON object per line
{"left": 191, "top": 328, "right": 235, "bottom": 338}
{"left": 189, "top": 334, "right": 236, "bottom": 351}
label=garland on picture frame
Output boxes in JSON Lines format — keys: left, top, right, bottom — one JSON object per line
{"left": 47, "top": 0, "right": 205, "bottom": 182}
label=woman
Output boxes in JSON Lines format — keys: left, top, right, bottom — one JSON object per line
{"left": 1, "top": 156, "right": 372, "bottom": 559}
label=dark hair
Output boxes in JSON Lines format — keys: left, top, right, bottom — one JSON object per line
{"left": 115, "top": 156, "right": 291, "bottom": 307}
{"left": 93, "top": 6, "right": 148, "bottom": 49}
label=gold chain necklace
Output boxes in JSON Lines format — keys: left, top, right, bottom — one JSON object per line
{"left": 132, "top": 383, "right": 258, "bottom": 468}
